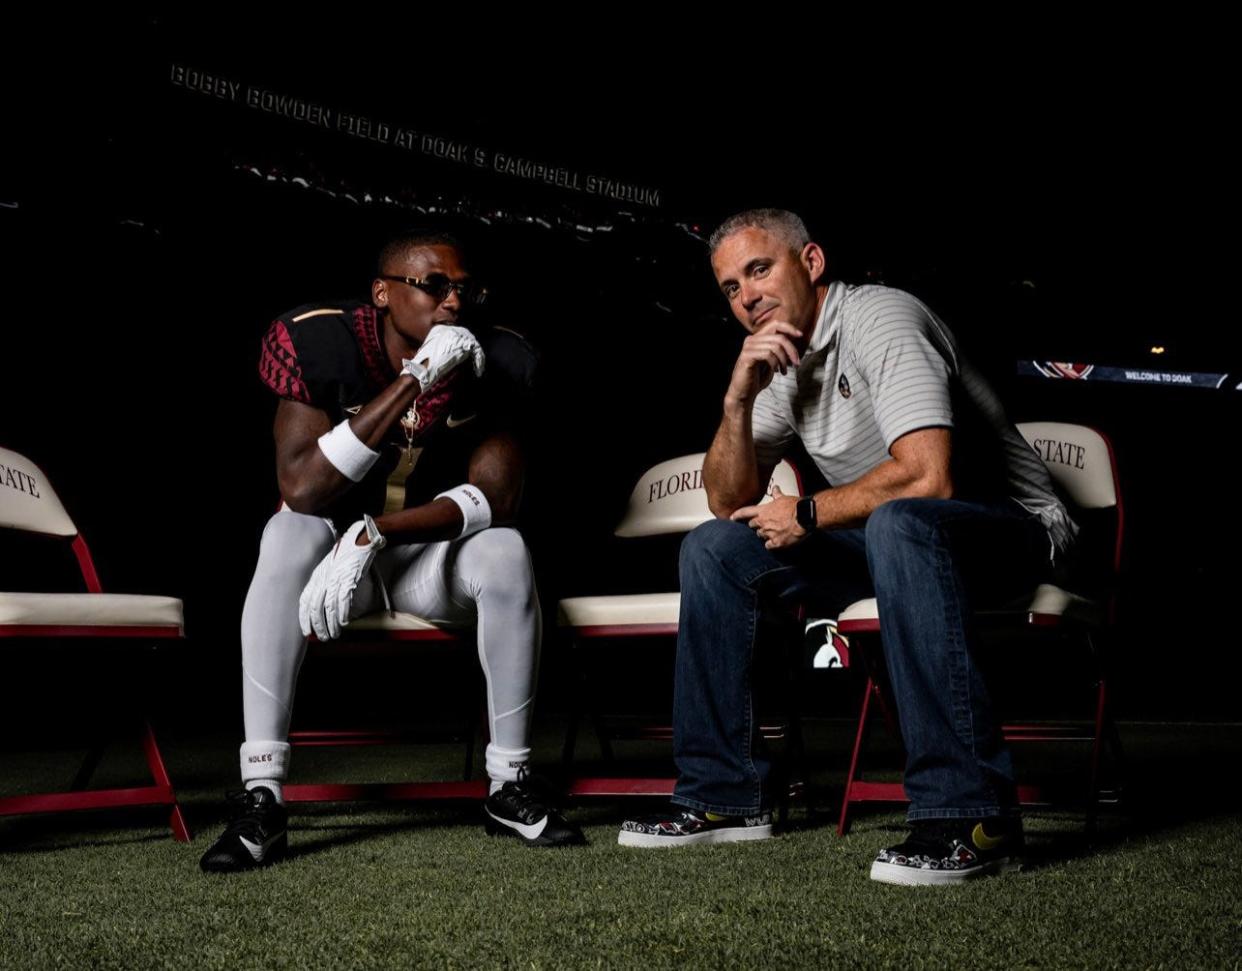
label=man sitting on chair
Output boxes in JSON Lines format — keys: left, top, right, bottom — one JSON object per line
{"left": 618, "top": 209, "right": 1076, "bottom": 885}
{"left": 200, "top": 230, "right": 584, "bottom": 873}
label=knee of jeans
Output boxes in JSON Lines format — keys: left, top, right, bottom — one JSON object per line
{"left": 679, "top": 518, "right": 754, "bottom": 580}
{"left": 458, "top": 527, "right": 535, "bottom": 605}
{"left": 865, "top": 498, "right": 938, "bottom": 558}
{"left": 257, "top": 510, "right": 336, "bottom": 573}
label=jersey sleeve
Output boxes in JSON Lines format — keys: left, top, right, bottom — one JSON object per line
{"left": 258, "top": 318, "right": 312, "bottom": 404}
{"left": 751, "top": 386, "right": 794, "bottom": 468}
{"left": 258, "top": 307, "right": 360, "bottom": 411}
{"left": 848, "top": 292, "right": 955, "bottom": 450}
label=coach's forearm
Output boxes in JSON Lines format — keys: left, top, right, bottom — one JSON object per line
{"left": 703, "top": 397, "right": 762, "bottom": 518}
{"left": 805, "top": 461, "right": 928, "bottom": 531}
{"left": 808, "top": 428, "right": 955, "bottom": 530}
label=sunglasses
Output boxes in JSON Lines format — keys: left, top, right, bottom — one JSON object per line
{"left": 380, "top": 273, "right": 488, "bottom": 306}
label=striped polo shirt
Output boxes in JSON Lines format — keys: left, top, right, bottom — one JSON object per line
{"left": 751, "top": 282, "right": 1078, "bottom": 558}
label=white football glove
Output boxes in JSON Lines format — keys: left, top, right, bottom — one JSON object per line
{"left": 402, "top": 324, "right": 485, "bottom": 390}
{"left": 298, "top": 515, "right": 386, "bottom": 641}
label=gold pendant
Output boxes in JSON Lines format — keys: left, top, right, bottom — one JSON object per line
{"left": 400, "top": 404, "right": 420, "bottom": 436}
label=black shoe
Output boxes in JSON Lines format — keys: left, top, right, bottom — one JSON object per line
{"left": 870, "top": 817, "right": 1024, "bottom": 886}
{"left": 199, "top": 787, "right": 289, "bottom": 873}
{"left": 618, "top": 806, "right": 774, "bottom": 847}
{"left": 483, "top": 775, "right": 585, "bottom": 848}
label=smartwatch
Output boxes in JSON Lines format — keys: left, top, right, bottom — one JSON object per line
{"left": 795, "top": 495, "right": 817, "bottom": 531}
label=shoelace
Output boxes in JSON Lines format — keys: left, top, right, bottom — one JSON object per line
{"left": 899, "top": 821, "right": 964, "bottom": 854}
{"left": 502, "top": 772, "right": 553, "bottom": 820}
{"left": 644, "top": 810, "right": 703, "bottom": 829}
{"left": 220, "top": 789, "right": 273, "bottom": 836}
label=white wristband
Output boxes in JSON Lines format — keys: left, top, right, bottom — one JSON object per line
{"left": 317, "top": 419, "right": 380, "bottom": 482}
{"left": 436, "top": 484, "right": 492, "bottom": 538}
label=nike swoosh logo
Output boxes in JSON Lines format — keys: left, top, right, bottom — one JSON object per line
{"left": 971, "top": 823, "right": 1004, "bottom": 851}
{"left": 239, "top": 833, "right": 282, "bottom": 861}
{"left": 485, "top": 808, "right": 548, "bottom": 840}
{"left": 446, "top": 414, "right": 477, "bottom": 428}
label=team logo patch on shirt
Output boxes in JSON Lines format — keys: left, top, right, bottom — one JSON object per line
{"left": 838, "top": 373, "right": 852, "bottom": 398}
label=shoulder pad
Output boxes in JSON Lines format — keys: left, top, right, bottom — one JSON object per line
{"left": 477, "top": 325, "right": 539, "bottom": 392}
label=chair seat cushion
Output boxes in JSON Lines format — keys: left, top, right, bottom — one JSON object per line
{"left": 1021, "top": 584, "right": 1105, "bottom": 625}
{"left": 347, "top": 611, "right": 455, "bottom": 632}
{"left": 0, "top": 592, "right": 184, "bottom": 632}
{"left": 838, "top": 583, "right": 1104, "bottom": 629}
{"left": 557, "top": 593, "right": 680, "bottom": 628}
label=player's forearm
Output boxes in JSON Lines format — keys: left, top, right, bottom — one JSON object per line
{"left": 703, "top": 398, "right": 762, "bottom": 518}
{"left": 367, "top": 432, "right": 525, "bottom": 544}
{"left": 279, "top": 376, "right": 421, "bottom": 514}
{"left": 368, "top": 498, "right": 465, "bottom": 545}
{"left": 350, "top": 374, "right": 421, "bottom": 448}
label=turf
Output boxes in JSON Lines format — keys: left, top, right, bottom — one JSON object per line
{"left": 2, "top": 725, "right": 1239, "bottom": 970}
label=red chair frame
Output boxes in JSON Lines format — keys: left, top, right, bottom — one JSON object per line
{"left": 283, "top": 626, "right": 489, "bottom": 804}
{"left": 0, "top": 510, "right": 189, "bottom": 842}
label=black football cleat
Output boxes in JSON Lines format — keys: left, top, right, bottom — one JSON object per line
{"left": 199, "top": 787, "right": 289, "bottom": 873}
{"left": 483, "top": 775, "right": 586, "bottom": 848}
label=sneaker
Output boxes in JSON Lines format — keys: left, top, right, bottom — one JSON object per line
{"left": 618, "top": 807, "right": 774, "bottom": 847}
{"left": 483, "top": 776, "right": 585, "bottom": 848}
{"left": 870, "top": 817, "right": 1024, "bottom": 886}
{"left": 199, "top": 787, "right": 289, "bottom": 873}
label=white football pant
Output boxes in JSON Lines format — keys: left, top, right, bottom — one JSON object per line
{"left": 238, "top": 508, "right": 539, "bottom": 790}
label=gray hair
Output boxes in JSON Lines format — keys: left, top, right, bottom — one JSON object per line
{"left": 708, "top": 208, "right": 810, "bottom": 255}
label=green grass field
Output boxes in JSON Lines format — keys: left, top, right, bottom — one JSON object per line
{"left": 2, "top": 723, "right": 1239, "bottom": 969}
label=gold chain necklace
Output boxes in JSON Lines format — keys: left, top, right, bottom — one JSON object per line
{"left": 386, "top": 398, "right": 422, "bottom": 515}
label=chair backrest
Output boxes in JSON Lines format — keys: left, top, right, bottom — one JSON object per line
{"left": 1017, "top": 421, "right": 1123, "bottom": 587}
{"left": 0, "top": 446, "right": 77, "bottom": 537}
{"left": 1015, "top": 422, "right": 1118, "bottom": 510}
{"left": 615, "top": 453, "right": 802, "bottom": 538}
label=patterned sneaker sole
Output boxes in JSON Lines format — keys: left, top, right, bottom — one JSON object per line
{"left": 617, "top": 823, "right": 773, "bottom": 848}
{"left": 869, "top": 855, "right": 1021, "bottom": 886}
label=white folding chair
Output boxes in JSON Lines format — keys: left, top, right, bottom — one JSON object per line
{"left": 557, "top": 452, "right": 805, "bottom": 802}
{"left": 0, "top": 446, "right": 189, "bottom": 841}
{"left": 836, "top": 422, "right": 1125, "bottom": 834}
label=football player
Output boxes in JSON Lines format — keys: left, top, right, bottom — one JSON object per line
{"left": 200, "top": 231, "right": 583, "bottom": 872}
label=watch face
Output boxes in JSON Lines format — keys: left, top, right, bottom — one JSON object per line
{"left": 797, "top": 496, "right": 816, "bottom": 529}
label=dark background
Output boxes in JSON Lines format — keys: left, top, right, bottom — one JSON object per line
{"left": 1, "top": 23, "right": 1235, "bottom": 736}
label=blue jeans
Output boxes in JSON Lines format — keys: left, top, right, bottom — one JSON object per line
{"left": 671, "top": 498, "right": 1052, "bottom": 820}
